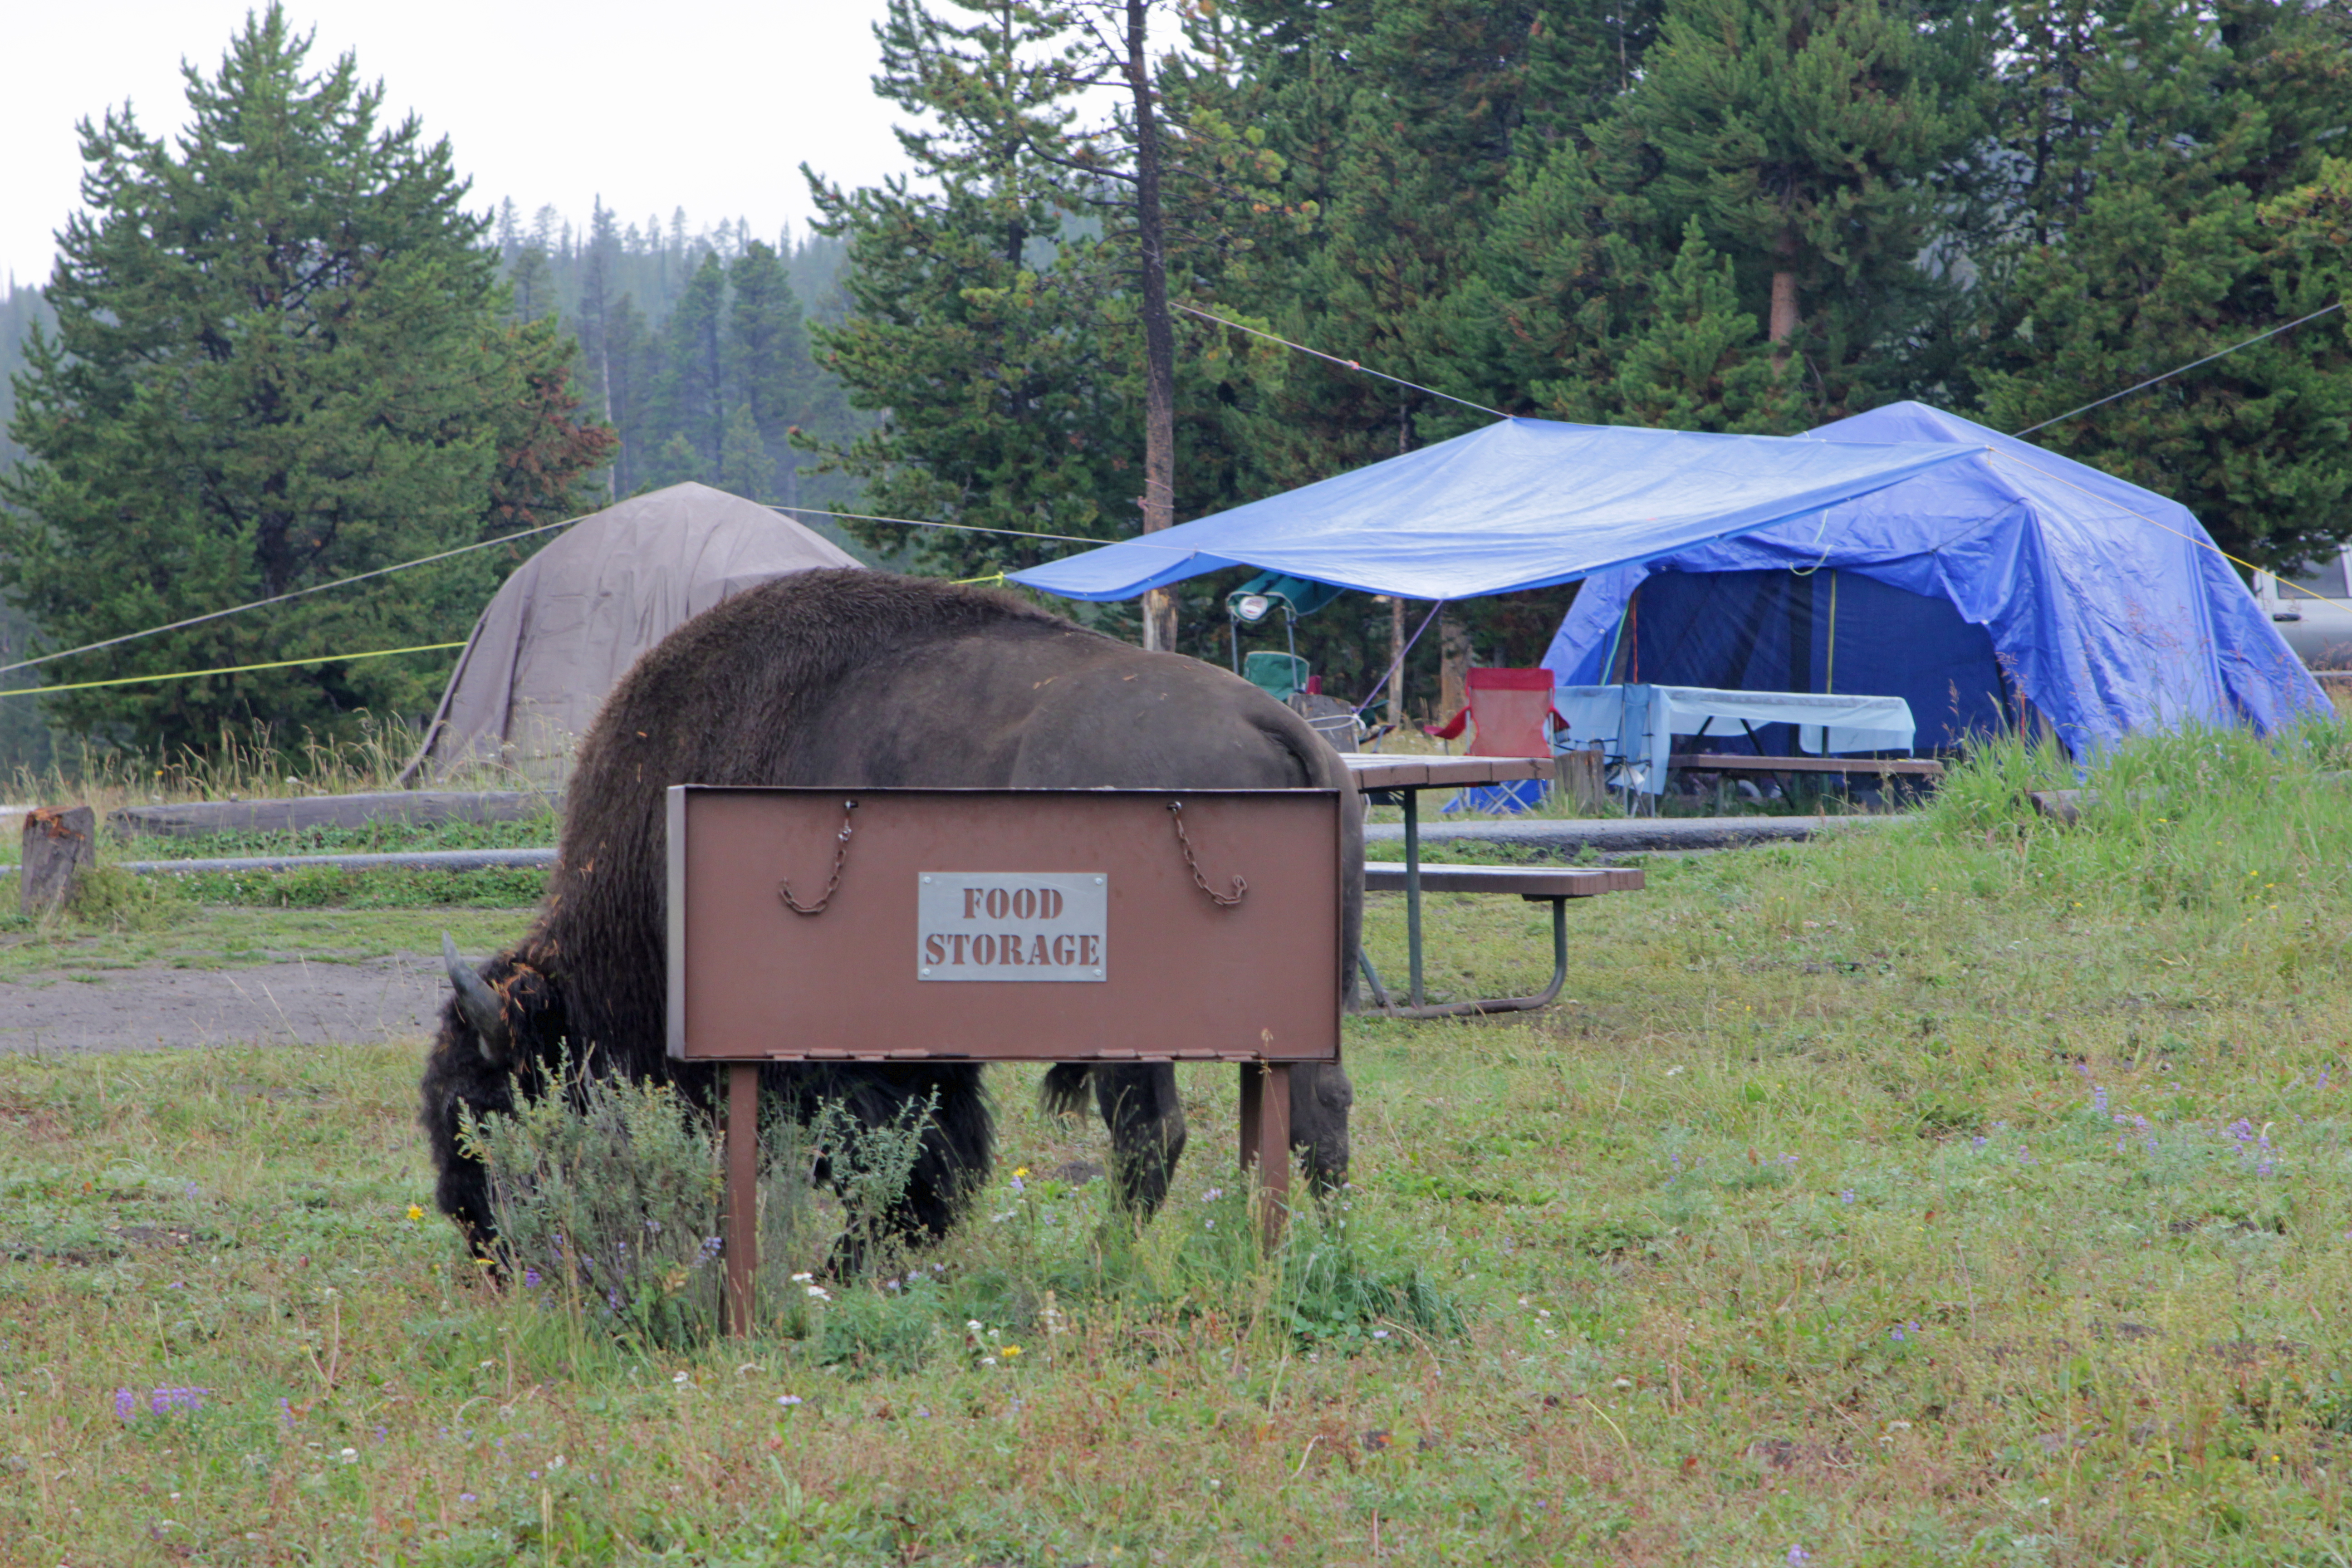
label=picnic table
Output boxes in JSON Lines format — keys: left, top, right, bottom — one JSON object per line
{"left": 1341, "top": 753, "right": 1641, "bottom": 1017}
{"left": 1553, "top": 684, "right": 1919, "bottom": 795}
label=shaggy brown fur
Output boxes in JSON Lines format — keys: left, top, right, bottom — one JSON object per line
{"left": 421, "top": 569, "right": 1362, "bottom": 1253}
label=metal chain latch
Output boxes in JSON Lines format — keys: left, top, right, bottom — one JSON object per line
{"left": 1168, "top": 799, "right": 1247, "bottom": 908}
{"left": 777, "top": 799, "right": 858, "bottom": 916}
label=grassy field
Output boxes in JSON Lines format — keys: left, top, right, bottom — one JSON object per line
{"left": 7, "top": 724, "right": 2352, "bottom": 1564}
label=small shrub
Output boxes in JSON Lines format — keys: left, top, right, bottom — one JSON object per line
{"left": 63, "top": 864, "right": 179, "bottom": 930}
{"left": 459, "top": 1057, "right": 937, "bottom": 1348}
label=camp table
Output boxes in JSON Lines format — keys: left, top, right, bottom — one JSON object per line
{"left": 1552, "top": 685, "right": 1918, "bottom": 796}
{"left": 1341, "top": 753, "right": 1556, "bottom": 1009}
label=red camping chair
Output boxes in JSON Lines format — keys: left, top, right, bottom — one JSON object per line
{"left": 1428, "top": 667, "right": 1565, "bottom": 755}
{"left": 1428, "top": 668, "right": 1565, "bottom": 813}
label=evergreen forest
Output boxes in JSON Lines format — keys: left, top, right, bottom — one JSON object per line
{"left": 1, "top": 0, "right": 2348, "bottom": 766}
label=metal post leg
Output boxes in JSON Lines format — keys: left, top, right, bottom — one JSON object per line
{"left": 722, "top": 1062, "right": 759, "bottom": 1338}
{"left": 1403, "top": 790, "right": 1424, "bottom": 1007}
{"left": 1358, "top": 946, "right": 1392, "bottom": 1010}
{"left": 1240, "top": 1061, "right": 1292, "bottom": 1245}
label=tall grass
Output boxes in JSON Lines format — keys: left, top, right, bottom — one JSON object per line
{"left": 1, "top": 713, "right": 544, "bottom": 815}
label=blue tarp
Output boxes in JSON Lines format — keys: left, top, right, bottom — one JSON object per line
{"left": 1009, "top": 420, "right": 1978, "bottom": 602}
{"left": 1010, "top": 401, "right": 2325, "bottom": 753}
{"left": 1544, "top": 402, "right": 2326, "bottom": 753}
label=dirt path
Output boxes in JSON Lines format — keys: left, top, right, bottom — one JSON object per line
{"left": 0, "top": 955, "right": 446, "bottom": 1053}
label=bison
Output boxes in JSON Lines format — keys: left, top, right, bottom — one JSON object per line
{"left": 422, "top": 569, "right": 1362, "bottom": 1255}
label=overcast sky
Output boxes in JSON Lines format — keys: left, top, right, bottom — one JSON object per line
{"left": 0, "top": 0, "right": 916, "bottom": 286}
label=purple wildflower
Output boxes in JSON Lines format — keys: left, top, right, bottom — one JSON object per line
{"left": 1841, "top": 1190, "right": 1857, "bottom": 1205}
{"left": 522, "top": 1267, "right": 542, "bottom": 1289}
{"left": 1891, "top": 1327, "right": 1906, "bottom": 1343}
{"left": 1970, "top": 1135, "right": 1987, "bottom": 1150}
{"left": 1789, "top": 1548, "right": 1813, "bottom": 1566}
{"left": 777, "top": 1395, "right": 803, "bottom": 1407}
{"left": 2093, "top": 1085, "right": 2109, "bottom": 1115}
{"left": 460, "top": 1492, "right": 478, "bottom": 1504}
{"left": 113, "top": 1389, "right": 135, "bottom": 1421}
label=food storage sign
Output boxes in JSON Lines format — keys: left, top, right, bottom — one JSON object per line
{"left": 916, "top": 872, "right": 1107, "bottom": 981}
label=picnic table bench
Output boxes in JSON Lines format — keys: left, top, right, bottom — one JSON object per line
{"left": 1360, "top": 862, "right": 1640, "bottom": 1018}
{"left": 1669, "top": 751, "right": 1945, "bottom": 783}
{"left": 1341, "top": 753, "right": 1643, "bottom": 1019}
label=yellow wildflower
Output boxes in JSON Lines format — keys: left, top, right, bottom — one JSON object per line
{"left": 1013, "top": 1167, "right": 1029, "bottom": 1179}
{"left": 1000, "top": 1345, "right": 1023, "bottom": 1358}
{"left": 406, "top": 1204, "right": 425, "bottom": 1222}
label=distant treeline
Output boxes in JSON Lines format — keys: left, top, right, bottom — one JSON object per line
{"left": 484, "top": 201, "right": 870, "bottom": 517}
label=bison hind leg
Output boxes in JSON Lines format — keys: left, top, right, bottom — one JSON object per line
{"left": 1039, "top": 1062, "right": 1092, "bottom": 1119}
{"left": 1092, "top": 1063, "right": 1188, "bottom": 1217}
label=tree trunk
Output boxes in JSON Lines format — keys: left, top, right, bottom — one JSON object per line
{"left": 1769, "top": 225, "right": 1799, "bottom": 368}
{"left": 21, "top": 805, "right": 96, "bottom": 919}
{"left": 1387, "top": 596, "right": 1406, "bottom": 730}
{"left": 1125, "top": 0, "right": 1179, "bottom": 653}
{"left": 1437, "top": 608, "right": 1472, "bottom": 737}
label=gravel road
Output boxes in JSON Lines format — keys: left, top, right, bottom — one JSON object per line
{"left": 0, "top": 954, "right": 447, "bottom": 1053}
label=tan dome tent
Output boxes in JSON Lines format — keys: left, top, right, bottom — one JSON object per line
{"left": 402, "top": 482, "right": 862, "bottom": 785}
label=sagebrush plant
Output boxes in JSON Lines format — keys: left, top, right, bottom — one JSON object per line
{"left": 457, "top": 1055, "right": 966, "bottom": 1347}
{"left": 459, "top": 1056, "right": 823, "bottom": 1348}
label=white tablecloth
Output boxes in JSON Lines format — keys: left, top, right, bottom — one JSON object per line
{"left": 1553, "top": 684, "right": 1916, "bottom": 794}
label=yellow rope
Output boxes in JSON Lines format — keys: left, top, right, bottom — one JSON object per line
{"left": 5, "top": 641, "right": 469, "bottom": 697}
{"left": 951, "top": 570, "right": 1010, "bottom": 587}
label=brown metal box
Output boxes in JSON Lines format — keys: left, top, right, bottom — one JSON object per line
{"left": 666, "top": 786, "right": 1343, "bottom": 1063}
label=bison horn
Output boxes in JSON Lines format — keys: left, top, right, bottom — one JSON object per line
{"left": 442, "top": 932, "right": 511, "bottom": 1063}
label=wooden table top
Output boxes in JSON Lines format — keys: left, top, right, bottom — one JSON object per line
{"left": 1338, "top": 753, "right": 1552, "bottom": 790}
{"left": 1362, "top": 863, "right": 1643, "bottom": 897}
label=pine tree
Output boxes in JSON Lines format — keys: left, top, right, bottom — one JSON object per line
{"left": 1972, "top": 0, "right": 2352, "bottom": 568}
{"left": 654, "top": 252, "right": 727, "bottom": 473}
{"left": 725, "top": 240, "right": 817, "bottom": 505}
{"left": 803, "top": 0, "right": 1145, "bottom": 583}
{"left": 1602, "top": 221, "right": 1799, "bottom": 431}
{"left": 0, "top": 6, "right": 611, "bottom": 753}
{"left": 1597, "top": 0, "right": 1985, "bottom": 419}
{"left": 717, "top": 403, "right": 773, "bottom": 501}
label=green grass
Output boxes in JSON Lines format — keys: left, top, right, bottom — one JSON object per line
{"left": 0, "top": 906, "right": 525, "bottom": 981}
{"left": 8, "top": 721, "right": 2352, "bottom": 1562}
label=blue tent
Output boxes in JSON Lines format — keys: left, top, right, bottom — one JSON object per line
{"left": 1543, "top": 402, "right": 2324, "bottom": 753}
{"left": 1010, "top": 403, "right": 2323, "bottom": 753}
{"left": 1011, "top": 419, "right": 1980, "bottom": 602}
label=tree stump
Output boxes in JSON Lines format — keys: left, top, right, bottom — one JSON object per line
{"left": 21, "top": 805, "right": 97, "bottom": 918}
{"left": 1553, "top": 745, "right": 1607, "bottom": 815}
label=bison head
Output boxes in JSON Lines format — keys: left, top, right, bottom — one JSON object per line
{"left": 420, "top": 935, "right": 569, "bottom": 1249}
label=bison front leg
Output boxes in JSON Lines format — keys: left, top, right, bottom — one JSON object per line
{"left": 1093, "top": 1062, "right": 1189, "bottom": 1216}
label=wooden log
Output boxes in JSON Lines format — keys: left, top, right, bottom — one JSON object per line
{"left": 1553, "top": 746, "right": 1607, "bottom": 813}
{"left": 21, "top": 805, "right": 96, "bottom": 918}
{"left": 107, "top": 789, "right": 560, "bottom": 841}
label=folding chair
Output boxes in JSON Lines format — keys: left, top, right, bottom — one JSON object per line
{"left": 1242, "top": 651, "right": 1310, "bottom": 705}
{"left": 1427, "top": 667, "right": 1565, "bottom": 813}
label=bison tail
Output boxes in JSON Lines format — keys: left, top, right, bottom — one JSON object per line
{"left": 1039, "top": 1063, "right": 1093, "bottom": 1119}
